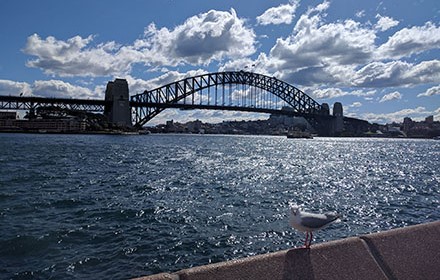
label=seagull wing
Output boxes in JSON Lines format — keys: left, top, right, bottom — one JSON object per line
{"left": 300, "top": 214, "right": 338, "bottom": 230}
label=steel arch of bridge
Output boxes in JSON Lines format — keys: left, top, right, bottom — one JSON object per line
{"left": 130, "top": 71, "right": 323, "bottom": 128}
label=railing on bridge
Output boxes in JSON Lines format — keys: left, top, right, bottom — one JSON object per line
{"left": 0, "top": 96, "right": 106, "bottom": 112}
{"left": 130, "top": 71, "right": 324, "bottom": 127}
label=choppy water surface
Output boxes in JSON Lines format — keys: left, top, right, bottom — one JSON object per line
{"left": 0, "top": 134, "right": 439, "bottom": 279}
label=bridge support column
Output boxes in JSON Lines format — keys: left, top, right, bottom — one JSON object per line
{"left": 312, "top": 102, "right": 344, "bottom": 136}
{"left": 104, "top": 79, "right": 132, "bottom": 128}
{"left": 333, "top": 102, "right": 344, "bottom": 135}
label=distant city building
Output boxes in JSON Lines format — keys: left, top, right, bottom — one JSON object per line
{"left": 0, "top": 118, "right": 86, "bottom": 132}
{"left": 403, "top": 117, "right": 413, "bottom": 132}
{"left": 187, "top": 120, "right": 202, "bottom": 133}
{"left": 268, "top": 113, "right": 314, "bottom": 132}
{"left": 401, "top": 115, "right": 439, "bottom": 138}
{"left": 425, "top": 115, "right": 434, "bottom": 124}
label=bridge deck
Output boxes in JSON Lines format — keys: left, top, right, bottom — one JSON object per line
{"left": 0, "top": 96, "right": 107, "bottom": 112}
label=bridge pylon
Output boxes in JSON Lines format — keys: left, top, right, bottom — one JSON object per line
{"left": 104, "top": 79, "right": 132, "bottom": 128}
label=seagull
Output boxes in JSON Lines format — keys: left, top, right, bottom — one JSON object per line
{"left": 289, "top": 205, "right": 340, "bottom": 248}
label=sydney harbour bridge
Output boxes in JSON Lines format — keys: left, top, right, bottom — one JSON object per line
{"left": 0, "top": 71, "right": 362, "bottom": 135}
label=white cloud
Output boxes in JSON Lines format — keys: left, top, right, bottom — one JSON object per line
{"left": 21, "top": 1, "right": 440, "bottom": 95}
{"left": 312, "top": 87, "right": 376, "bottom": 99}
{"left": 343, "top": 102, "right": 363, "bottom": 118}
{"left": 220, "top": 57, "right": 259, "bottom": 72}
{"left": 417, "top": 85, "right": 440, "bottom": 97}
{"left": 138, "top": 9, "right": 256, "bottom": 66}
{"left": 313, "top": 88, "right": 345, "bottom": 99}
{"left": 0, "top": 80, "right": 32, "bottom": 96}
{"left": 379, "top": 91, "right": 401, "bottom": 102}
{"left": 263, "top": 1, "right": 376, "bottom": 86}
{"left": 362, "top": 106, "right": 430, "bottom": 123}
{"left": 350, "top": 102, "right": 362, "bottom": 107}
{"left": 435, "top": 107, "right": 440, "bottom": 121}
{"left": 23, "top": 9, "right": 256, "bottom": 77}
{"left": 374, "top": 14, "right": 399, "bottom": 32}
{"left": 0, "top": 78, "right": 100, "bottom": 99}
{"left": 313, "top": 1, "right": 330, "bottom": 13}
{"left": 355, "top": 10, "right": 365, "bottom": 18}
{"left": 377, "top": 22, "right": 440, "bottom": 59}
{"left": 24, "top": 34, "right": 140, "bottom": 77}
{"left": 32, "top": 80, "right": 100, "bottom": 99}
{"left": 255, "top": 2, "right": 440, "bottom": 90}
{"left": 353, "top": 60, "right": 440, "bottom": 87}
{"left": 256, "top": 1, "right": 299, "bottom": 25}
{"left": 126, "top": 69, "right": 207, "bottom": 95}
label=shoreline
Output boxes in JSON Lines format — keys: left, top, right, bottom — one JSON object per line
{"left": 1, "top": 129, "right": 438, "bottom": 139}
{"left": 0, "top": 129, "right": 141, "bottom": 135}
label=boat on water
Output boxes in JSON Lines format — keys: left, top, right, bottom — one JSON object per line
{"left": 287, "top": 130, "right": 313, "bottom": 139}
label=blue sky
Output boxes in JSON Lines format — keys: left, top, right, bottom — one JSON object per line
{"left": 0, "top": 0, "right": 439, "bottom": 125}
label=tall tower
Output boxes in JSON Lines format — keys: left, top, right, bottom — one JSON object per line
{"left": 321, "top": 103, "right": 330, "bottom": 115}
{"left": 104, "top": 79, "right": 132, "bottom": 128}
{"left": 333, "top": 102, "right": 343, "bottom": 134}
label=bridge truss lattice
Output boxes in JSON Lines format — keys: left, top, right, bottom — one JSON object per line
{"left": 0, "top": 96, "right": 106, "bottom": 112}
{"left": 130, "top": 71, "right": 324, "bottom": 128}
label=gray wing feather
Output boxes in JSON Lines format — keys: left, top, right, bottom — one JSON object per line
{"left": 300, "top": 215, "right": 337, "bottom": 229}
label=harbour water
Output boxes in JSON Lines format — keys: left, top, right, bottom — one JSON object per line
{"left": 0, "top": 133, "right": 439, "bottom": 279}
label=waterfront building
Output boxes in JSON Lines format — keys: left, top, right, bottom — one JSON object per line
{"left": 0, "top": 113, "right": 86, "bottom": 133}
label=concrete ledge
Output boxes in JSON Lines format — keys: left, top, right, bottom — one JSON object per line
{"left": 134, "top": 221, "right": 440, "bottom": 280}
{"left": 360, "top": 221, "right": 440, "bottom": 280}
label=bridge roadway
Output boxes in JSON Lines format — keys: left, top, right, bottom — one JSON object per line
{"left": 129, "top": 101, "right": 328, "bottom": 119}
{"left": 0, "top": 95, "right": 330, "bottom": 119}
{"left": 0, "top": 95, "right": 107, "bottom": 112}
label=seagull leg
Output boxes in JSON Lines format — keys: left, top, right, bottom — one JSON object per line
{"left": 308, "top": 232, "right": 313, "bottom": 247}
{"left": 304, "top": 232, "right": 309, "bottom": 248}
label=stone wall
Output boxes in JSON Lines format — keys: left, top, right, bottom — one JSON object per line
{"left": 135, "top": 221, "right": 440, "bottom": 280}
